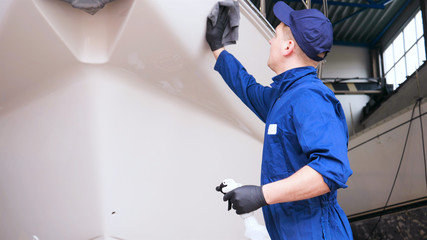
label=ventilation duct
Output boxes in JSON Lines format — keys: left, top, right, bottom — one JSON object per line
{"left": 60, "top": 0, "right": 116, "bottom": 15}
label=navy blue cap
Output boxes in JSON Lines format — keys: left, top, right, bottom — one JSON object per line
{"left": 273, "top": 1, "right": 333, "bottom": 61}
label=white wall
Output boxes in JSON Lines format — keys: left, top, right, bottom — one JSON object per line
{"left": 335, "top": 94, "right": 371, "bottom": 136}
{"left": 322, "top": 45, "right": 373, "bottom": 135}
{"left": 322, "top": 45, "right": 371, "bottom": 79}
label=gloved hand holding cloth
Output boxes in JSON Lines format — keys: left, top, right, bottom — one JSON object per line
{"left": 223, "top": 185, "right": 268, "bottom": 214}
{"left": 206, "top": 0, "right": 240, "bottom": 51}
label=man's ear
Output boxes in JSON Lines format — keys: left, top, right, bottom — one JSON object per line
{"left": 283, "top": 40, "right": 295, "bottom": 57}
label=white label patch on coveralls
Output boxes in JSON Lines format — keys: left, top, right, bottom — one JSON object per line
{"left": 267, "top": 124, "right": 277, "bottom": 135}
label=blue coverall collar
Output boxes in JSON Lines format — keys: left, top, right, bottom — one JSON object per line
{"left": 271, "top": 66, "right": 317, "bottom": 93}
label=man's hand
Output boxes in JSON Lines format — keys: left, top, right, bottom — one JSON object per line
{"left": 223, "top": 185, "right": 268, "bottom": 214}
{"left": 206, "top": 6, "right": 229, "bottom": 51}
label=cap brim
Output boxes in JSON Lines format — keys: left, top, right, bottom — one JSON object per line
{"left": 273, "top": 1, "right": 294, "bottom": 26}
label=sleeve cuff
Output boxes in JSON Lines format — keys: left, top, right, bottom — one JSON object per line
{"left": 308, "top": 162, "right": 349, "bottom": 193}
{"left": 214, "top": 50, "right": 229, "bottom": 71}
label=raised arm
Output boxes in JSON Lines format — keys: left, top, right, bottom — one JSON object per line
{"left": 206, "top": 5, "right": 276, "bottom": 122}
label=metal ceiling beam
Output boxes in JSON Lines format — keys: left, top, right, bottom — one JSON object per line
{"left": 323, "top": 82, "right": 384, "bottom": 95}
{"left": 333, "top": 40, "right": 370, "bottom": 47}
{"left": 333, "top": 7, "right": 369, "bottom": 25}
{"left": 331, "top": 0, "right": 393, "bottom": 25}
{"left": 285, "top": 0, "right": 387, "bottom": 9}
{"left": 370, "top": 0, "right": 412, "bottom": 46}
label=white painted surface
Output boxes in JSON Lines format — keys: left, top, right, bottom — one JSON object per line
{"left": 323, "top": 45, "right": 371, "bottom": 79}
{"left": 336, "top": 94, "right": 371, "bottom": 135}
{"left": 1, "top": 0, "right": 425, "bottom": 239}
{"left": 0, "top": 0, "right": 270, "bottom": 239}
{"left": 340, "top": 100, "right": 427, "bottom": 216}
{"left": 321, "top": 45, "right": 372, "bottom": 135}
{"left": 33, "top": 0, "right": 135, "bottom": 64}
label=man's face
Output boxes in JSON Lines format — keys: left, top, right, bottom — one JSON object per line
{"left": 267, "top": 23, "right": 290, "bottom": 71}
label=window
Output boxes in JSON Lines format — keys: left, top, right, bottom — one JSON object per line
{"left": 383, "top": 11, "right": 426, "bottom": 89}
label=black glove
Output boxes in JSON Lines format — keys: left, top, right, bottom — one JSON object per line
{"left": 206, "top": 6, "right": 229, "bottom": 51}
{"left": 223, "top": 185, "right": 268, "bottom": 215}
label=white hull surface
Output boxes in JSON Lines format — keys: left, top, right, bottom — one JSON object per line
{"left": 1, "top": 1, "right": 272, "bottom": 239}
{"left": 1, "top": 0, "right": 426, "bottom": 239}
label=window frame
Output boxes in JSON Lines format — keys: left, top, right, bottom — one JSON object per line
{"left": 381, "top": 10, "right": 426, "bottom": 90}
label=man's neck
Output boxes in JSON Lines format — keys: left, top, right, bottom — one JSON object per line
{"left": 272, "top": 60, "right": 317, "bottom": 75}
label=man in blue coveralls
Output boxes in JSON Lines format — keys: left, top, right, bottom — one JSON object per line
{"left": 206, "top": 1, "right": 353, "bottom": 239}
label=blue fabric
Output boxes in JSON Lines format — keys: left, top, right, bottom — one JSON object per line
{"left": 214, "top": 50, "right": 353, "bottom": 240}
